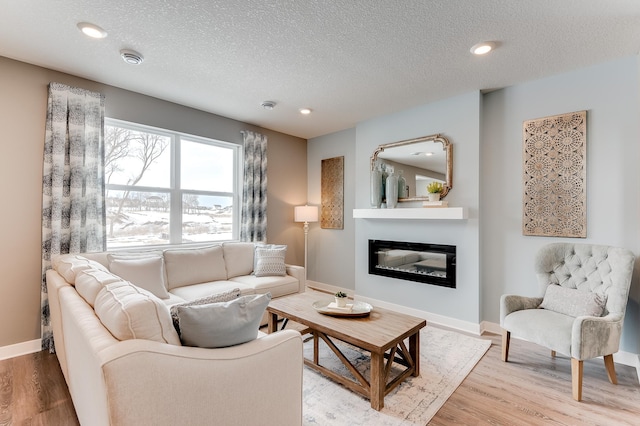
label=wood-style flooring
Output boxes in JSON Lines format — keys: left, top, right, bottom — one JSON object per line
{"left": 1, "top": 328, "right": 638, "bottom": 425}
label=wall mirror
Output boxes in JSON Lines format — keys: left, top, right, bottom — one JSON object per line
{"left": 371, "top": 134, "right": 452, "bottom": 201}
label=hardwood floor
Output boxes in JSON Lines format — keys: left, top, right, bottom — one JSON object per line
{"left": 1, "top": 329, "right": 638, "bottom": 425}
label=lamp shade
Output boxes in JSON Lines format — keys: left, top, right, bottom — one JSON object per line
{"left": 294, "top": 205, "right": 318, "bottom": 223}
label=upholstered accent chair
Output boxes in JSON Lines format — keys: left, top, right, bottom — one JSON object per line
{"left": 500, "top": 243, "right": 635, "bottom": 401}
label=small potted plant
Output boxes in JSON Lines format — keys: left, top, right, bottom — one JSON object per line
{"left": 334, "top": 291, "right": 348, "bottom": 307}
{"left": 426, "top": 181, "right": 443, "bottom": 202}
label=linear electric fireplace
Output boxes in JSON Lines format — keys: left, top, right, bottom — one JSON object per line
{"left": 369, "top": 240, "right": 456, "bottom": 288}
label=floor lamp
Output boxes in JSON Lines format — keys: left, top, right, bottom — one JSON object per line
{"left": 294, "top": 205, "right": 318, "bottom": 283}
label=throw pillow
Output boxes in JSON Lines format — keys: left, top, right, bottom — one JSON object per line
{"left": 163, "top": 245, "right": 227, "bottom": 289}
{"left": 174, "top": 293, "right": 271, "bottom": 348}
{"left": 170, "top": 288, "right": 242, "bottom": 336}
{"left": 94, "top": 281, "right": 181, "bottom": 345}
{"left": 108, "top": 254, "right": 170, "bottom": 299}
{"left": 538, "top": 285, "right": 607, "bottom": 317}
{"left": 254, "top": 246, "right": 287, "bottom": 277}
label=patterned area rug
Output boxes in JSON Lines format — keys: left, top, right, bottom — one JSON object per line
{"left": 302, "top": 326, "right": 491, "bottom": 425}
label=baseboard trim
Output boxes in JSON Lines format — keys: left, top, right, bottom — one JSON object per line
{"left": 0, "top": 339, "right": 41, "bottom": 361}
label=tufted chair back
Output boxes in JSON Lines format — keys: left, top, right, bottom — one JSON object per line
{"left": 534, "top": 243, "right": 635, "bottom": 318}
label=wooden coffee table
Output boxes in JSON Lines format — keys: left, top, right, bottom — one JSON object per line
{"left": 267, "top": 291, "right": 426, "bottom": 410}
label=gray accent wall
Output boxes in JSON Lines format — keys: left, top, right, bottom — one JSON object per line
{"left": 309, "top": 55, "right": 640, "bottom": 354}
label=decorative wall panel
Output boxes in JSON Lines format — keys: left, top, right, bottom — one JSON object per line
{"left": 321, "top": 156, "right": 344, "bottom": 229}
{"left": 523, "top": 110, "right": 587, "bottom": 238}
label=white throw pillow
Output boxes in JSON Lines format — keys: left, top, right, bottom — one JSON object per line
{"left": 254, "top": 246, "right": 287, "bottom": 277}
{"left": 170, "top": 288, "right": 241, "bottom": 336}
{"left": 539, "top": 285, "right": 607, "bottom": 317}
{"left": 164, "top": 245, "right": 228, "bottom": 289}
{"left": 94, "top": 281, "right": 181, "bottom": 345}
{"left": 108, "top": 255, "right": 170, "bottom": 299}
{"left": 174, "top": 293, "right": 271, "bottom": 348}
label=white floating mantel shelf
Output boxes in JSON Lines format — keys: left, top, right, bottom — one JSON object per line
{"left": 353, "top": 207, "right": 468, "bottom": 220}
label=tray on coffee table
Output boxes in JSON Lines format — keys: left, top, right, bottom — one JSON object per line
{"left": 312, "top": 300, "right": 373, "bottom": 317}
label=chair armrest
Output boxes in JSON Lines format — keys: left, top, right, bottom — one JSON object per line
{"left": 286, "top": 264, "right": 306, "bottom": 292}
{"left": 500, "top": 294, "right": 543, "bottom": 325}
{"left": 97, "top": 330, "right": 303, "bottom": 426}
{"left": 571, "top": 313, "right": 624, "bottom": 360}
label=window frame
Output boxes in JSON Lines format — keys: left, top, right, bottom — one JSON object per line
{"left": 104, "top": 118, "right": 243, "bottom": 249}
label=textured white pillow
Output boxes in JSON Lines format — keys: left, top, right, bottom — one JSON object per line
{"left": 75, "top": 268, "right": 123, "bottom": 307}
{"left": 94, "top": 281, "right": 181, "bottom": 345}
{"left": 539, "top": 285, "right": 607, "bottom": 317}
{"left": 174, "top": 293, "right": 271, "bottom": 348}
{"left": 108, "top": 255, "right": 170, "bottom": 299}
{"left": 254, "top": 246, "right": 287, "bottom": 277}
{"left": 170, "top": 288, "right": 241, "bottom": 335}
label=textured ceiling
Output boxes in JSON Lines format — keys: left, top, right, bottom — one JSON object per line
{"left": 1, "top": 1, "right": 639, "bottom": 139}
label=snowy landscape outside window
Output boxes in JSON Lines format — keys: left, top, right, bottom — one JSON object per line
{"left": 105, "top": 119, "right": 241, "bottom": 249}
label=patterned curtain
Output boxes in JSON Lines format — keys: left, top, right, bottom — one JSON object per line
{"left": 41, "top": 82, "right": 106, "bottom": 352}
{"left": 240, "top": 131, "right": 267, "bottom": 242}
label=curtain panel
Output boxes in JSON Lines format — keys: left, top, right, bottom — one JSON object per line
{"left": 240, "top": 131, "right": 267, "bottom": 242}
{"left": 41, "top": 82, "right": 106, "bottom": 352}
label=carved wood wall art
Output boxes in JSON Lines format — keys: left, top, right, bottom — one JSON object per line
{"left": 523, "top": 111, "right": 587, "bottom": 238}
{"left": 321, "top": 156, "right": 344, "bottom": 229}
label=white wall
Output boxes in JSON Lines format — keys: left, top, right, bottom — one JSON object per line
{"left": 482, "top": 56, "right": 640, "bottom": 354}
{"left": 354, "top": 92, "right": 481, "bottom": 322}
{"left": 307, "top": 128, "right": 356, "bottom": 289}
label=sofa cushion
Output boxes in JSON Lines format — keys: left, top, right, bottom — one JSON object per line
{"left": 164, "top": 245, "right": 227, "bottom": 289}
{"left": 174, "top": 293, "right": 271, "bottom": 348}
{"left": 75, "top": 268, "right": 123, "bottom": 307}
{"left": 53, "top": 254, "right": 109, "bottom": 284}
{"left": 108, "top": 255, "right": 170, "bottom": 299}
{"left": 539, "top": 284, "right": 607, "bottom": 318}
{"left": 170, "top": 288, "right": 241, "bottom": 335}
{"left": 229, "top": 275, "right": 299, "bottom": 298}
{"left": 94, "top": 281, "right": 181, "bottom": 345}
{"left": 222, "top": 242, "right": 256, "bottom": 278}
{"left": 169, "top": 281, "right": 254, "bottom": 301}
{"left": 254, "top": 246, "right": 287, "bottom": 277}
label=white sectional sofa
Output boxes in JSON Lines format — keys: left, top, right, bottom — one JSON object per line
{"left": 46, "top": 242, "right": 304, "bottom": 426}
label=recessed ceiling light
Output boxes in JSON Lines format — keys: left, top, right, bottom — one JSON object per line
{"left": 470, "top": 41, "right": 496, "bottom": 55}
{"left": 120, "top": 49, "right": 144, "bottom": 65}
{"left": 77, "top": 22, "right": 107, "bottom": 39}
{"left": 261, "top": 101, "right": 276, "bottom": 110}
{"left": 299, "top": 108, "right": 312, "bottom": 115}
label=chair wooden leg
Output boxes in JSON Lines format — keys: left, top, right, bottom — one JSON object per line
{"left": 501, "top": 329, "right": 510, "bottom": 362}
{"left": 603, "top": 354, "right": 618, "bottom": 385}
{"left": 571, "top": 358, "right": 583, "bottom": 401}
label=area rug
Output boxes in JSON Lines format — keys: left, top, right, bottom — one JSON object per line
{"left": 302, "top": 326, "right": 491, "bottom": 425}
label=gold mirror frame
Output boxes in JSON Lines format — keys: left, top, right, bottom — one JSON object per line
{"left": 371, "top": 133, "right": 452, "bottom": 200}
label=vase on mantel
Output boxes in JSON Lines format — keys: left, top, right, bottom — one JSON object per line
{"left": 427, "top": 192, "right": 441, "bottom": 202}
{"left": 370, "top": 167, "right": 382, "bottom": 208}
{"left": 386, "top": 171, "right": 399, "bottom": 209}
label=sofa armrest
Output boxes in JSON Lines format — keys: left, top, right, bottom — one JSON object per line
{"left": 571, "top": 313, "right": 624, "bottom": 360}
{"left": 500, "top": 294, "right": 543, "bottom": 325}
{"left": 98, "top": 330, "right": 303, "bottom": 426}
{"left": 286, "top": 264, "right": 305, "bottom": 292}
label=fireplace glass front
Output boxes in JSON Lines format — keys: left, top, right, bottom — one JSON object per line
{"left": 368, "top": 239, "right": 456, "bottom": 288}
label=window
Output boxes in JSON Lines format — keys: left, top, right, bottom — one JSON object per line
{"left": 105, "top": 119, "right": 241, "bottom": 249}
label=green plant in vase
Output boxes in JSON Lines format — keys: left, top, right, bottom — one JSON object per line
{"left": 334, "top": 291, "right": 348, "bottom": 307}
{"left": 426, "top": 182, "right": 443, "bottom": 201}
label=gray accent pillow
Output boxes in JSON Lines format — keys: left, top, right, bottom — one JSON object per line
{"left": 170, "top": 288, "right": 241, "bottom": 336}
{"left": 174, "top": 293, "right": 271, "bottom": 348}
{"left": 539, "top": 285, "right": 607, "bottom": 317}
{"left": 254, "top": 246, "right": 287, "bottom": 277}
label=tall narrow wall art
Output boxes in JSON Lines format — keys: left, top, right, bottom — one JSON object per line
{"left": 321, "top": 156, "right": 344, "bottom": 229}
{"left": 522, "top": 110, "right": 587, "bottom": 238}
